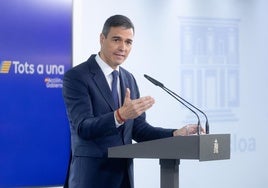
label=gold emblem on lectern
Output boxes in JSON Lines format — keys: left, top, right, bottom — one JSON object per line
{"left": 213, "top": 139, "right": 219, "bottom": 154}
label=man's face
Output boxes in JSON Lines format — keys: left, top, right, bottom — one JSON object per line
{"left": 99, "top": 26, "right": 134, "bottom": 69}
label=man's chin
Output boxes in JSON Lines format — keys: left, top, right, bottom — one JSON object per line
{"left": 114, "top": 59, "right": 125, "bottom": 65}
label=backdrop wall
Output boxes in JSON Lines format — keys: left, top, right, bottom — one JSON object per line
{"left": 72, "top": 0, "right": 268, "bottom": 188}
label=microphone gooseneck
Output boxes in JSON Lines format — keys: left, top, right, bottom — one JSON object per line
{"left": 144, "top": 74, "right": 210, "bottom": 135}
{"left": 163, "top": 86, "right": 209, "bottom": 134}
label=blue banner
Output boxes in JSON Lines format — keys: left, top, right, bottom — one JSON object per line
{"left": 0, "top": 0, "right": 72, "bottom": 187}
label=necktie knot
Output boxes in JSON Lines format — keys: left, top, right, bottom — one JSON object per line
{"left": 112, "top": 70, "right": 119, "bottom": 80}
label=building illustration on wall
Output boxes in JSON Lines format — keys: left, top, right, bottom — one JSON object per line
{"left": 179, "top": 17, "right": 240, "bottom": 122}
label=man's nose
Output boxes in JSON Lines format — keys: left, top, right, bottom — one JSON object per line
{"left": 118, "top": 41, "right": 127, "bottom": 51}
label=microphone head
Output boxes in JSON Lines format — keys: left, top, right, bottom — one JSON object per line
{"left": 144, "top": 74, "right": 164, "bottom": 87}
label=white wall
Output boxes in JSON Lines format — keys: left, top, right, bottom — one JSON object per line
{"left": 71, "top": 0, "right": 268, "bottom": 187}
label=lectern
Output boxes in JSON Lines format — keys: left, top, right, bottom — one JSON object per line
{"left": 108, "top": 134, "right": 230, "bottom": 188}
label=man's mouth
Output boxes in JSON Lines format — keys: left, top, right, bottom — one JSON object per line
{"left": 114, "top": 53, "right": 125, "bottom": 58}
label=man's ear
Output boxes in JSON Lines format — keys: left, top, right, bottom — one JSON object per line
{"left": 100, "top": 33, "right": 105, "bottom": 46}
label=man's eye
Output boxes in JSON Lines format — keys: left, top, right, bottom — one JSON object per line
{"left": 126, "top": 41, "right": 132, "bottom": 45}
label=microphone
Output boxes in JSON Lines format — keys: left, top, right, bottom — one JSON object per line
{"left": 144, "top": 74, "right": 209, "bottom": 134}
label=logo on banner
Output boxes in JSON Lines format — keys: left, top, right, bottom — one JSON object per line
{"left": 0, "top": 60, "right": 66, "bottom": 88}
{"left": 44, "top": 77, "right": 63, "bottom": 88}
{"left": 0, "top": 61, "right": 12, "bottom": 73}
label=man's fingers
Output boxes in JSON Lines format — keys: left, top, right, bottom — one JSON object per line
{"left": 132, "top": 96, "right": 155, "bottom": 110}
{"left": 121, "top": 91, "right": 155, "bottom": 119}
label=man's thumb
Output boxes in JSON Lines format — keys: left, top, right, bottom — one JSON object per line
{"left": 124, "top": 88, "right": 131, "bottom": 102}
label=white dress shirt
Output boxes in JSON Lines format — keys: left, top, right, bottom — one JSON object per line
{"left": 95, "top": 54, "right": 123, "bottom": 127}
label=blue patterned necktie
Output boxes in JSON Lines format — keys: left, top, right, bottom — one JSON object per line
{"left": 111, "top": 70, "right": 119, "bottom": 109}
{"left": 112, "top": 70, "right": 125, "bottom": 142}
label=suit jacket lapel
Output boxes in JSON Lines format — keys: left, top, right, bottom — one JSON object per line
{"left": 88, "top": 58, "right": 115, "bottom": 110}
{"left": 87, "top": 56, "right": 131, "bottom": 111}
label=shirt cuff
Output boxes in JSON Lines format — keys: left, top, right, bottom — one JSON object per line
{"left": 114, "top": 111, "right": 124, "bottom": 128}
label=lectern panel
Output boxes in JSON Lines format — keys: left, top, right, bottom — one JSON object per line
{"left": 108, "top": 134, "right": 230, "bottom": 161}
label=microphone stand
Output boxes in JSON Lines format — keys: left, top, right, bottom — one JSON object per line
{"left": 144, "top": 74, "right": 210, "bottom": 135}
{"left": 163, "top": 87, "right": 209, "bottom": 134}
{"left": 161, "top": 86, "right": 201, "bottom": 135}
{"left": 144, "top": 74, "right": 203, "bottom": 135}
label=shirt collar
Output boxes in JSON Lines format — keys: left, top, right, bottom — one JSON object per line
{"left": 95, "top": 53, "right": 119, "bottom": 76}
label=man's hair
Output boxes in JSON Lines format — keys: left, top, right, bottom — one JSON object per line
{"left": 101, "top": 15, "right": 135, "bottom": 37}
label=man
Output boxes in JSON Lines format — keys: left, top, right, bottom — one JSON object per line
{"left": 62, "top": 14, "right": 202, "bottom": 188}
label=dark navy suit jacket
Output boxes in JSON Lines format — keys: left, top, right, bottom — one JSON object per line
{"left": 62, "top": 55, "right": 174, "bottom": 188}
